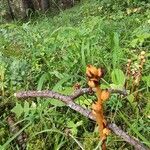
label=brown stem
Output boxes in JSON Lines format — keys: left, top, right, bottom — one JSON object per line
{"left": 94, "top": 86, "right": 106, "bottom": 150}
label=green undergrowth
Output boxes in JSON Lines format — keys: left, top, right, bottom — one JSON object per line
{"left": 0, "top": 0, "right": 150, "bottom": 149}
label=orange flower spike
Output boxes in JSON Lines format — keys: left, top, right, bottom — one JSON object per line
{"left": 86, "top": 65, "right": 110, "bottom": 150}
{"left": 86, "top": 65, "right": 99, "bottom": 78}
{"left": 100, "top": 90, "right": 110, "bottom": 102}
{"left": 86, "top": 67, "right": 92, "bottom": 78}
{"left": 92, "top": 102, "right": 102, "bottom": 112}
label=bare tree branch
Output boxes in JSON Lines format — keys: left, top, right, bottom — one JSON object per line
{"left": 71, "top": 88, "right": 93, "bottom": 100}
{"left": 14, "top": 90, "right": 94, "bottom": 120}
{"left": 14, "top": 90, "right": 72, "bottom": 103}
{"left": 108, "top": 88, "right": 128, "bottom": 96}
{"left": 14, "top": 89, "right": 148, "bottom": 150}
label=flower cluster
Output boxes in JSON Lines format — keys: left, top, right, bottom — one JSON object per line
{"left": 86, "top": 65, "right": 110, "bottom": 150}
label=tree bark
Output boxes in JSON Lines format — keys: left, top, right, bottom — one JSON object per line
{"left": 7, "top": 0, "right": 15, "bottom": 20}
{"left": 22, "top": 0, "right": 35, "bottom": 18}
{"left": 41, "top": 0, "right": 50, "bottom": 11}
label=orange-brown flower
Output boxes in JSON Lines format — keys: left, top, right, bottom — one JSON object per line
{"left": 92, "top": 102, "right": 102, "bottom": 112}
{"left": 88, "top": 80, "right": 96, "bottom": 88}
{"left": 86, "top": 65, "right": 109, "bottom": 150}
{"left": 86, "top": 65, "right": 103, "bottom": 81}
{"left": 100, "top": 90, "right": 110, "bottom": 101}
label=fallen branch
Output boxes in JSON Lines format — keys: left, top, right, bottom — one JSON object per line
{"left": 14, "top": 90, "right": 94, "bottom": 120}
{"left": 14, "top": 89, "right": 148, "bottom": 150}
{"left": 71, "top": 87, "right": 128, "bottom": 99}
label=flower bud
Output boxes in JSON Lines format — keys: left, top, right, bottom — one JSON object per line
{"left": 88, "top": 80, "right": 96, "bottom": 88}
{"left": 100, "top": 90, "right": 110, "bottom": 101}
{"left": 140, "top": 55, "right": 145, "bottom": 60}
{"left": 141, "top": 51, "right": 146, "bottom": 56}
{"left": 127, "top": 59, "right": 132, "bottom": 63}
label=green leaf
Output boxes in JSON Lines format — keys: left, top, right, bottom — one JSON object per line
{"left": 127, "top": 94, "right": 135, "bottom": 103}
{"left": 81, "top": 40, "right": 86, "bottom": 71}
{"left": 76, "top": 121, "right": 83, "bottom": 127}
{"left": 142, "top": 75, "right": 150, "bottom": 87}
{"left": 52, "top": 75, "right": 71, "bottom": 91}
{"left": 67, "top": 121, "right": 74, "bottom": 127}
{"left": 59, "top": 87, "right": 73, "bottom": 95}
{"left": 110, "top": 32, "right": 123, "bottom": 68}
{"left": 11, "top": 103, "right": 23, "bottom": 118}
{"left": 49, "top": 99, "right": 65, "bottom": 107}
{"left": 0, "top": 145, "right": 3, "bottom": 150}
{"left": 72, "top": 128, "right": 77, "bottom": 135}
{"left": 37, "top": 73, "right": 49, "bottom": 90}
{"left": 30, "top": 102, "right": 37, "bottom": 115}
{"left": 100, "top": 84, "right": 110, "bottom": 89}
{"left": 109, "top": 84, "right": 122, "bottom": 89}
{"left": 82, "top": 99, "right": 91, "bottom": 106}
{"left": 24, "top": 101, "right": 30, "bottom": 117}
{"left": 2, "top": 122, "right": 31, "bottom": 149}
{"left": 111, "top": 69, "right": 125, "bottom": 86}
{"left": 119, "top": 112, "right": 150, "bottom": 147}
{"left": 67, "top": 121, "right": 83, "bottom": 135}
{"left": 126, "top": 94, "right": 137, "bottom": 108}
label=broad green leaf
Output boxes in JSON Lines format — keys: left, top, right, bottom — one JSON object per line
{"left": 11, "top": 103, "right": 23, "bottom": 118}
{"left": 67, "top": 121, "right": 77, "bottom": 135}
{"left": 130, "top": 39, "right": 138, "bottom": 47}
{"left": 31, "top": 101, "right": 37, "bottom": 108}
{"left": 111, "top": 69, "right": 125, "bottom": 86}
{"left": 109, "top": 84, "right": 124, "bottom": 89}
{"left": 50, "top": 71, "right": 63, "bottom": 79}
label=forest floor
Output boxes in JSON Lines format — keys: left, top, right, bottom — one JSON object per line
{"left": 0, "top": 0, "right": 150, "bottom": 149}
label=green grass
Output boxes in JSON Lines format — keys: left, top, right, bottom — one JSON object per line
{"left": 0, "top": 0, "right": 150, "bottom": 149}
